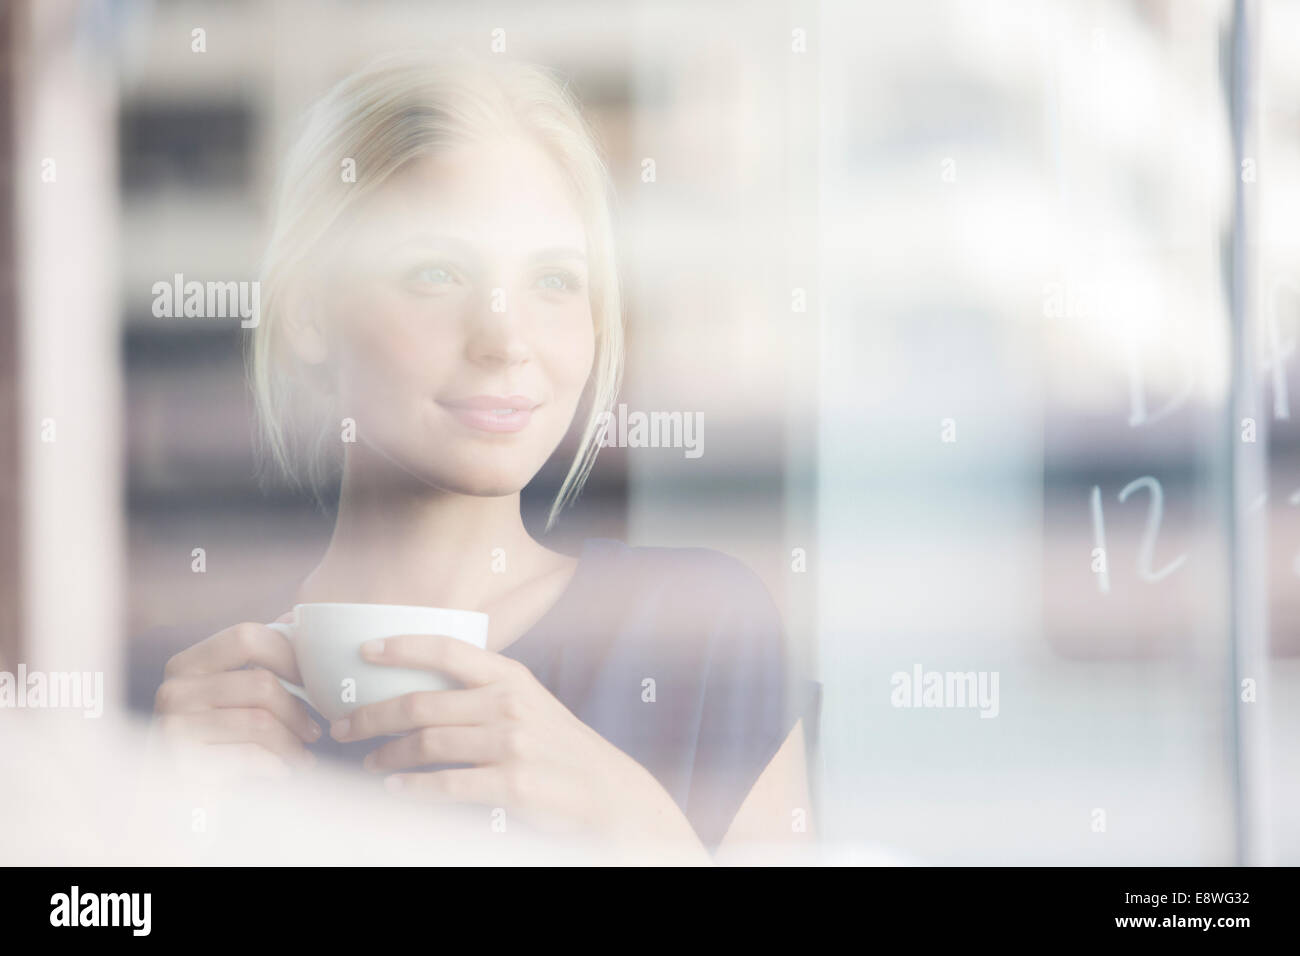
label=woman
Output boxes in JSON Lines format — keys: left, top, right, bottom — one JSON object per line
{"left": 153, "top": 52, "right": 815, "bottom": 862}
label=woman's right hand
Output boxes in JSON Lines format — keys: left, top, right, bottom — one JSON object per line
{"left": 153, "top": 621, "right": 322, "bottom": 781}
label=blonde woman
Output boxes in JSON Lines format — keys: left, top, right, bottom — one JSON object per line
{"left": 153, "top": 52, "right": 815, "bottom": 861}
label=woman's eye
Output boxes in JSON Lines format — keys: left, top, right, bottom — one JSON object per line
{"left": 415, "top": 265, "right": 455, "bottom": 285}
{"left": 401, "top": 263, "right": 462, "bottom": 296}
{"left": 536, "top": 270, "right": 582, "bottom": 293}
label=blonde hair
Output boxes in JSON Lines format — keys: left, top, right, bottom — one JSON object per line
{"left": 248, "top": 51, "right": 623, "bottom": 529}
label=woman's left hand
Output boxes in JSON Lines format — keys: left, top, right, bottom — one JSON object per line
{"left": 329, "top": 634, "right": 708, "bottom": 857}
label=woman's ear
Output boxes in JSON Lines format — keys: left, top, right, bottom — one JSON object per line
{"left": 280, "top": 282, "right": 329, "bottom": 367}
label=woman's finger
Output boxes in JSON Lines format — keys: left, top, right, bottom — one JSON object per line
{"left": 360, "top": 634, "right": 511, "bottom": 688}
{"left": 158, "top": 709, "right": 316, "bottom": 769}
{"left": 331, "top": 687, "right": 496, "bottom": 741}
{"left": 155, "top": 669, "right": 322, "bottom": 743}
{"left": 164, "top": 622, "right": 301, "bottom": 683}
{"left": 363, "top": 725, "right": 503, "bottom": 772}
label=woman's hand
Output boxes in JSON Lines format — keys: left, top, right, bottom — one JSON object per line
{"left": 330, "top": 635, "right": 710, "bottom": 860}
{"left": 153, "top": 621, "right": 321, "bottom": 781}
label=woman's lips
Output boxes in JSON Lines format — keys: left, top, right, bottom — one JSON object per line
{"left": 438, "top": 396, "right": 538, "bottom": 434}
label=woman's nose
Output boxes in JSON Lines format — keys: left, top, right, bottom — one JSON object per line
{"left": 465, "top": 288, "right": 531, "bottom": 367}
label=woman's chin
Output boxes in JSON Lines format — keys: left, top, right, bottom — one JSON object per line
{"left": 354, "top": 450, "right": 534, "bottom": 499}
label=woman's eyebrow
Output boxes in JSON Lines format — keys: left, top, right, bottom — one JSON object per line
{"left": 375, "top": 236, "right": 584, "bottom": 266}
{"left": 380, "top": 234, "right": 478, "bottom": 257}
{"left": 528, "top": 246, "right": 587, "bottom": 264}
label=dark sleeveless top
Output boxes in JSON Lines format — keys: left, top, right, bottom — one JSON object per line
{"left": 306, "top": 538, "right": 819, "bottom": 849}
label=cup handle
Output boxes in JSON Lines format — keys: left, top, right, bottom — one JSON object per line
{"left": 265, "top": 621, "right": 311, "bottom": 704}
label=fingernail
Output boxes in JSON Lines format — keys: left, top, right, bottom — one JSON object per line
{"left": 384, "top": 775, "right": 404, "bottom": 792}
{"left": 361, "top": 639, "right": 385, "bottom": 658}
{"left": 308, "top": 721, "right": 322, "bottom": 740}
{"left": 331, "top": 718, "right": 350, "bottom": 740}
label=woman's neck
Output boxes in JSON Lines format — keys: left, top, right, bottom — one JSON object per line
{"left": 297, "top": 452, "right": 551, "bottom": 613}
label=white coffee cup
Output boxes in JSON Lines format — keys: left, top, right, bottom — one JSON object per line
{"left": 266, "top": 602, "right": 489, "bottom": 723}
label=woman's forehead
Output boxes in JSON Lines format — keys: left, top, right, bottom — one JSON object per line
{"left": 350, "top": 145, "right": 588, "bottom": 257}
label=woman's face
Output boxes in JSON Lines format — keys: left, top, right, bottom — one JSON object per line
{"left": 320, "top": 136, "right": 596, "bottom": 497}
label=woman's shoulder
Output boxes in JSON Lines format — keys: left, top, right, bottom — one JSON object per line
{"left": 579, "top": 537, "right": 774, "bottom": 604}
{"left": 569, "top": 538, "right": 785, "bottom": 655}
{"left": 569, "top": 540, "right": 808, "bottom": 848}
